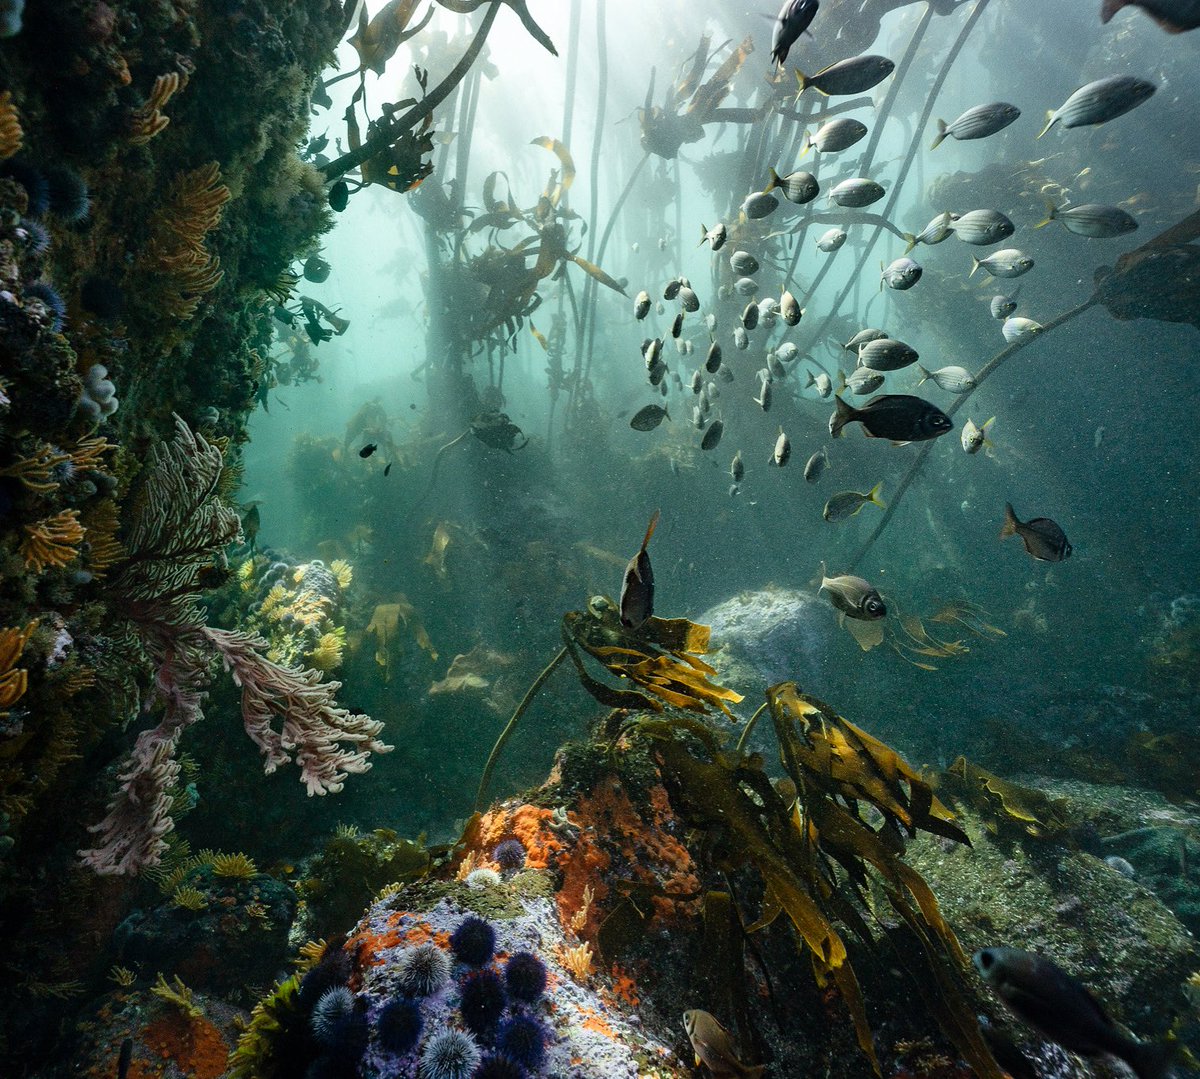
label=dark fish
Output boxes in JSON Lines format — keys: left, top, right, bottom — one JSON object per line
{"left": 630, "top": 404, "right": 670, "bottom": 431}
{"left": 700, "top": 419, "right": 724, "bottom": 451}
{"left": 619, "top": 510, "right": 660, "bottom": 630}
{"left": 803, "top": 446, "right": 828, "bottom": 482}
{"left": 359, "top": 443, "right": 377, "bottom": 458}
{"left": 241, "top": 503, "right": 260, "bottom": 551}
{"left": 303, "top": 255, "right": 331, "bottom": 283}
{"left": 1101, "top": 0, "right": 1200, "bottom": 31}
{"left": 771, "top": 0, "right": 819, "bottom": 68}
{"left": 634, "top": 290, "right": 651, "bottom": 319}
{"left": 795, "top": 55, "right": 894, "bottom": 96}
{"left": 384, "top": 462, "right": 392, "bottom": 476}
{"left": 328, "top": 180, "right": 349, "bottom": 212}
{"left": 671, "top": 311, "right": 684, "bottom": 339}
{"left": 1000, "top": 503, "right": 1071, "bottom": 562}
{"left": 819, "top": 562, "right": 886, "bottom": 619}
{"left": 931, "top": 102, "right": 1020, "bottom": 149}
{"left": 829, "top": 394, "right": 952, "bottom": 442}
{"left": 117, "top": 1038, "right": 133, "bottom": 1079}
{"left": 705, "top": 341, "right": 723, "bottom": 373}
{"left": 1038, "top": 75, "right": 1156, "bottom": 137}
{"left": 973, "top": 948, "right": 1171, "bottom": 1079}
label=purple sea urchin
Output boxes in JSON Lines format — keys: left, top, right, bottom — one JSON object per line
{"left": 492, "top": 839, "right": 526, "bottom": 872}
{"left": 496, "top": 1014, "right": 546, "bottom": 1070}
{"left": 311, "top": 986, "right": 356, "bottom": 1045}
{"left": 459, "top": 968, "right": 506, "bottom": 1035}
{"left": 42, "top": 164, "right": 89, "bottom": 223}
{"left": 450, "top": 915, "right": 496, "bottom": 967}
{"left": 397, "top": 942, "right": 452, "bottom": 997}
{"left": 472, "top": 1053, "right": 529, "bottom": 1079}
{"left": 17, "top": 218, "right": 49, "bottom": 255}
{"left": 24, "top": 281, "right": 65, "bottom": 333}
{"left": 503, "top": 952, "right": 547, "bottom": 1003}
{"left": 419, "top": 1028, "right": 481, "bottom": 1079}
{"left": 377, "top": 998, "right": 423, "bottom": 1054}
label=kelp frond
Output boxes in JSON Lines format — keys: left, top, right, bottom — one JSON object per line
{"left": 941, "top": 756, "right": 1070, "bottom": 838}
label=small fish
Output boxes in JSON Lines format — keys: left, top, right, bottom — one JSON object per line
{"left": 755, "top": 380, "right": 773, "bottom": 411}
{"left": 757, "top": 297, "right": 778, "bottom": 328}
{"left": 700, "top": 419, "right": 725, "bottom": 451}
{"left": 699, "top": 222, "right": 728, "bottom": 250}
{"left": 693, "top": 405, "right": 707, "bottom": 429}
{"left": 881, "top": 257, "right": 922, "bottom": 291}
{"left": 734, "top": 276, "right": 759, "bottom": 296}
{"left": 1000, "top": 503, "right": 1071, "bottom": 562}
{"left": 679, "top": 285, "right": 701, "bottom": 311}
{"left": 802, "top": 117, "right": 868, "bottom": 155}
{"left": 950, "top": 209, "right": 1015, "bottom": 246}
{"left": 770, "top": 426, "right": 791, "bottom": 466}
{"left": 823, "top": 481, "right": 884, "bottom": 522}
{"left": 771, "top": 0, "right": 819, "bottom": 68}
{"left": 775, "top": 341, "right": 799, "bottom": 363}
{"left": 931, "top": 102, "right": 1020, "bottom": 149}
{"left": 1002, "top": 316, "right": 1043, "bottom": 343}
{"left": 704, "top": 379, "right": 719, "bottom": 403}
{"left": 961, "top": 415, "right": 995, "bottom": 454}
{"left": 384, "top": 461, "right": 392, "bottom": 476}
{"left": 1038, "top": 75, "right": 1156, "bottom": 137}
{"left": 828, "top": 177, "right": 885, "bottom": 207}
{"left": 690, "top": 369, "right": 703, "bottom": 394}
{"left": 795, "top": 55, "right": 894, "bottom": 96}
{"left": 705, "top": 341, "right": 723, "bottom": 373}
{"left": 705, "top": 312, "right": 718, "bottom": 332}
{"left": 844, "top": 327, "right": 888, "bottom": 352}
{"left": 620, "top": 510, "right": 660, "bottom": 629}
{"left": 730, "top": 451, "right": 745, "bottom": 483}
{"left": 817, "top": 227, "right": 847, "bottom": 252}
{"left": 903, "top": 211, "right": 955, "bottom": 253}
{"left": 1035, "top": 200, "right": 1138, "bottom": 237}
{"left": 742, "top": 191, "right": 780, "bottom": 219}
{"left": 766, "top": 354, "right": 786, "bottom": 382}
{"left": 359, "top": 444, "right": 378, "bottom": 458}
{"left": 1101, "top": 0, "right": 1200, "bottom": 32}
{"left": 973, "top": 948, "right": 1171, "bottom": 1079}
{"left": 729, "top": 250, "right": 759, "bottom": 276}
{"left": 764, "top": 167, "right": 819, "bottom": 204}
{"left": 804, "top": 446, "right": 829, "bottom": 482}
{"left": 671, "top": 311, "right": 685, "bottom": 339}
{"left": 683, "top": 1010, "right": 766, "bottom": 1079}
{"left": 741, "top": 301, "right": 759, "bottom": 331}
{"left": 829, "top": 394, "right": 952, "bottom": 441}
{"left": 117, "top": 1037, "right": 134, "bottom": 1079}
{"left": 718, "top": 364, "right": 734, "bottom": 383}
{"left": 990, "top": 291, "right": 1019, "bottom": 319}
{"left": 819, "top": 562, "right": 887, "bottom": 620}
{"left": 780, "top": 290, "right": 803, "bottom": 325}
{"left": 842, "top": 367, "right": 884, "bottom": 395}
{"left": 644, "top": 337, "right": 663, "bottom": 370}
{"left": 916, "top": 364, "right": 975, "bottom": 393}
{"left": 647, "top": 359, "right": 667, "bottom": 386}
{"left": 734, "top": 326, "right": 749, "bottom": 350}
{"left": 805, "top": 369, "right": 832, "bottom": 397}
{"left": 858, "top": 337, "right": 919, "bottom": 371}
{"left": 630, "top": 404, "right": 670, "bottom": 431}
{"left": 664, "top": 279, "right": 682, "bottom": 301}
{"left": 634, "top": 290, "right": 651, "bottom": 319}
{"left": 970, "top": 248, "right": 1033, "bottom": 278}
{"left": 656, "top": 300, "right": 665, "bottom": 315}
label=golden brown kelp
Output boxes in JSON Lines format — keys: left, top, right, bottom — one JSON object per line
{"left": 940, "top": 757, "right": 1071, "bottom": 839}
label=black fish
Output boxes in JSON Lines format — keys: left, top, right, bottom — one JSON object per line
{"left": 117, "top": 1037, "right": 133, "bottom": 1079}
{"left": 384, "top": 462, "right": 392, "bottom": 476}
{"left": 1101, "top": 0, "right": 1200, "bottom": 32}
{"left": 619, "top": 510, "right": 660, "bottom": 630}
{"left": 973, "top": 948, "right": 1172, "bottom": 1079}
{"left": 359, "top": 444, "right": 377, "bottom": 458}
{"left": 772, "top": 0, "right": 818, "bottom": 67}
{"left": 630, "top": 404, "right": 670, "bottom": 431}
{"left": 1000, "top": 503, "right": 1071, "bottom": 562}
{"left": 829, "top": 394, "right": 952, "bottom": 442}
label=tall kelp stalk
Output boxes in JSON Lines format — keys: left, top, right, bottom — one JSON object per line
{"left": 803, "top": 0, "right": 990, "bottom": 352}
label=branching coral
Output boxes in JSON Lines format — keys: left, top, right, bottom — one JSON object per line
{"left": 147, "top": 163, "right": 231, "bottom": 319}
{"left": 0, "top": 442, "right": 70, "bottom": 492}
{"left": 0, "top": 622, "right": 36, "bottom": 714}
{"left": 129, "top": 72, "right": 187, "bottom": 145}
{"left": 20, "top": 509, "right": 85, "bottom": 572}
{"left": 0, "top": 90, "right": 21, "bottom": 160}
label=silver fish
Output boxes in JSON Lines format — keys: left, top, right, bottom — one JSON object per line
{"left": 990, "top": 292, "right": 1019, "bottom": 320}
{"left": 844, "top": 327, "right": 888, "bottom": 352}
{"left": 843, "top": 367, "right": 884, "bottom": 395}
{"left": 858, "top": 337, "right": 919, "bottom": 371}
{"left": 931, "top": 102, "right": 1020, "bottom": 149}
{"left": 805, "top": 369, "right": 832, "bottom": 397}
{"left": 1035, "top": 201, "right": 1138, "bottom": 238}
{"left": 757, "top": 297, "right": 778, "bottom": 328}
{"left": 970, "top": 249, "right": 1033, "bottom": 279}
{"left": 729, "top": 250, "right": 759, "bottom": 276}
{"left": 765, "top": 167, "right": 819, "bottom": 204}
{"left": 698, "top": 222, "right": 728, "bottom": 250}
{"left": 916, "top": 364, "right": 975, "bottom": 393}
{"left": 881, "top": 257, "right": 922, "bottom": 291}
{"left": 678, "top": 285, "right": 701, "bottom": 311}
{"left": 795, "top": 55, "right": 894, "bottom": 97}
{"left": 730, "top": 451, "right": 745, "bottom": 483}
{"left": 755, "top": 380, "right": 773, "bottom": 411}
{"left": 1002, "top": 316, "right": 1042, "bottom": 343}
{"left": 700, "top": 419, "right": 724, "bottom": 451}
{"left": 780, "top": 290, "right": 803, "bottom": 325}
{"left": 1038, "top": 75, "right": 1156, "bottom": 137}
{"left": 705, "top": 312, "right": 718, "bottom": 331}
{"left": 770, "top": 426, "right": 791, "bottom": 466}
{"left": 817, "top": 227, "right": 847, "bottom": 252}
{"left": 734, "top": 276, "right": 759, "bottom": 296}
{"left": 828, "top": 177, "right": 885, "bottom": 207}
{"left": 690, "top": 369, "right": 703, "bottom": 394}
{"left": 705, "top": 341, "right": 723, "bottom": 373}
{"left": 742, "top": 191, "right": 780, "bottom": 219}
{"left": 961, "top": 416, "right": 994, "bottom": 454}
{"left": 804, "top": 446, "right": 829, "bottom": 483}
{"left": 705, "top": 379, "right": 720, "bottom": 402}
{"left": 644, "top": 337, "right": 663, "bottom": 369}
{"left": 741, "top": 301, "right": 759, "bottom": 330}
{"left": 903, "top": 211, "right": 955, "bottom": 253}
{"left": 655, "top": 300, "right": 665, "bottom": 315}
{"left": 950, "top": 209, "right": 1015, "bottom": 246}
{"left": 775, "top": 341, "right": 799, "bottom": 363}
{"left": 734, "top": 326, "right": 749, "bottom": 350}
{"left": 802, "top": 117, "right": 868, "bottom": 155}
{"left": 634, "top": 290, "right": 651, "bottom": 320}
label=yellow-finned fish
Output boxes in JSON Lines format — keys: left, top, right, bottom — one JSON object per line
{"left": 683, "top": 1010, "right": 766, "bottom": 1078}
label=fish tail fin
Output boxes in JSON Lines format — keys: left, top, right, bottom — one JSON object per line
{"left": 1100, "top": 0, "right": 1125, "bottom": 23}
{"left": 698, "top": 224, "right": 709, "bottom": 247}
{"left": 817, "top": 560, "right": 828, "bottom": 589}
{"left": 867, "top": 481, "right": 885, "bottom": 509}
{"left": 837, "top": 369, "right": 846, "bottom": 392}
{"left": 830, "top": 394, "right": 855, "bottom": 438}
{"left": 641, "top": 508, "right": 661, "bottom": 552}
{"left": 663, "top": 406, "right": 670, "bottom": 422}
{"left": 902, "top": 232, "right": 917, "bottom": 254}
{"left": 1034, "top": 199, "right": 1056, "bottom": 229}
{"left": 1036, "top": 110, "right": 1056, "bottom": 139}
{"left": 969, "top": 256, "right": 982, "bottom": 279}
{"left": 930, "top": 118, "right": 948, "bottom": 150}
{"left": 916, "top": 364, "right": 931, "bottom": 386}
{"left": 794, "top": 69, "right": 808, "bottom": 96}
{"left": 800, "top": 130, "right": 813, "bottom": 157}
{"left": 805, "top": 370, "right": 816, "bottom": 388}
{"left": 764, "top": 167, "right": 781, "bottom": 194}
{"left": 999, "top": 502, "right": 1019, "bottom": 540}
{"left": 1126, "top": 1039, "right": 1175, "bottom": 1079}
{"left": 982, "top": 416, "right": 995, "bottom": 432}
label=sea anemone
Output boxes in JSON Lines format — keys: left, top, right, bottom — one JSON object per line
{"left": 377, "top": 997, "right": 423, "bottom": 1054}
{"left": 496, "top": 1014, "right": 546, "bottom": 1070}
{"left": 42, "top": 164, "right": 89, "bottom": 223}
{"left": 1, "top": 158, "right": 47, "bottom": 215}
{"left": 450, "top": 915, "right": 496, "bottom": 967}
{"left": 419, "top": 1028, "right": 481, "bottom": 1079}
{"left": 24, "top": 280, "right": 65, "bottom": 333}
{"left": 458, "top": 968, "right": 506, "bottom": 1036}
{"left": 492, "top": 839, "right": 526, "bottom": 872}
{"left": 503, "top": 952, "right": 547, "bottom": 1004}
{"left": 397, "top": 942, "right": 452, "bottom": 997}
{"left": 472, "top": 1053, "right": 528, "bottom": 1079}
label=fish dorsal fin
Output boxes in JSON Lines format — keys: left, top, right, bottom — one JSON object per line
{"left": 640, "top": 509, "right": 661, "bottom": 552}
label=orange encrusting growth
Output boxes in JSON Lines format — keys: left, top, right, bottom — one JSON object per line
{"left": 349, "top": 914, "right": 450, "bottom": 969}
{"left": 461, "top": 803, "right": 568, "bottom": 870}
{"left": 138, "top": 1010, "right": 230, "bottom": 1079}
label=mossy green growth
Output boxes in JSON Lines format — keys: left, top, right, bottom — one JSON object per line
{"left": 227, "top": 973, "right": 302, "bottom": 1079}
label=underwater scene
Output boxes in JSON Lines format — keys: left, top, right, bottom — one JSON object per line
{"left": 1, "top": 0, "right": 1200, "bottom": 1076}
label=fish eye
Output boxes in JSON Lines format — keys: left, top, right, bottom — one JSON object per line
{"left": 867, "top": 598, "right": 886, "bottom": 616}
